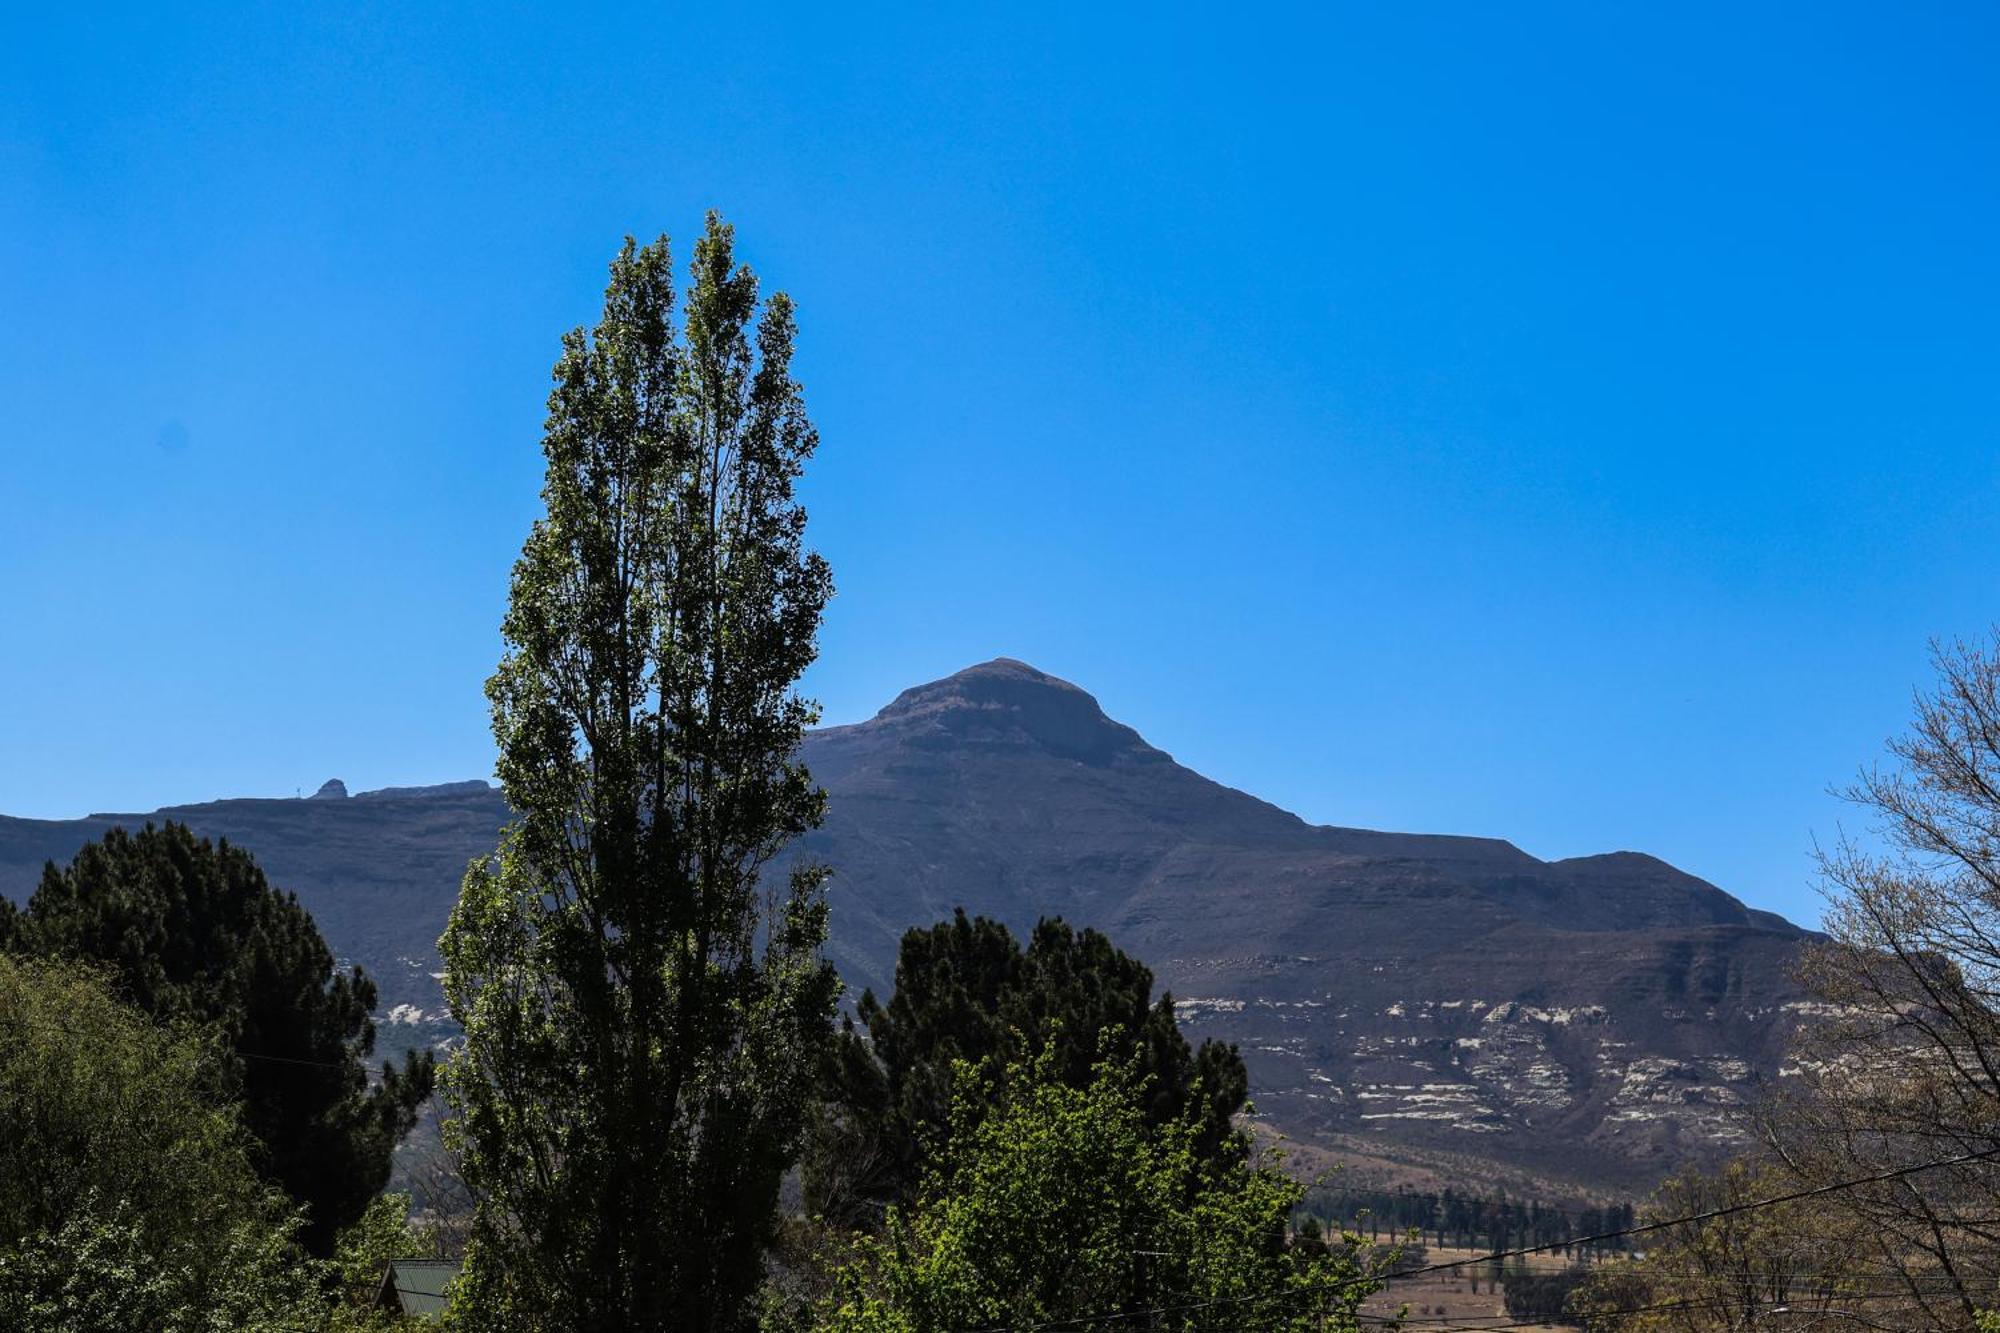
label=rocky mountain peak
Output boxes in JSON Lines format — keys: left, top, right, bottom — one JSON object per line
{"left": 0, "top": 661, "right": 1817, "bottom": 1195}
{"left": 309, "top": 778, "right": 349, "bottom": 801}
{"left": 871, "top": 659, "right": 1160, "bottom": 767}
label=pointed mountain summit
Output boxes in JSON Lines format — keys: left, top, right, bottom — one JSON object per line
{"left": 863, "top": 658, "right": 1161, "bottom": 766}
{"left": 806, "top": 660, "right": 1784, "bottom": 950}
{"left": 0, "top": 657, "right": 1812, "bottom": 1193}
{"left": 797, "top": 659, "right": 1808, "bottom": 1190}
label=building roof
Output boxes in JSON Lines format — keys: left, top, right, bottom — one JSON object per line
{"left": 375, "top": 1257, "right": 461, "bottom": 1318}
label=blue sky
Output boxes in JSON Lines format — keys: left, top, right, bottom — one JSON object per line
{"left": 3, "top": 4, "right": 1995, "bottom": 926}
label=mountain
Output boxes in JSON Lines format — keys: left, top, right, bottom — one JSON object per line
{"left": 0, "top": 659, "right": 1812, "bottom": 1194}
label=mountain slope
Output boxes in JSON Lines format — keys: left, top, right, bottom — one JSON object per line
{"left": 796, "top": 660, "right": 1811, "bottom": 1190}
{"left": 0, "top": 658, "right": 1811, "bottom": 1192}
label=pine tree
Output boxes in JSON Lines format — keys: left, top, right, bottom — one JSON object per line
{"left": 440, "top": 216, "right": 838, "bottom": 1332}
{"left": 9, "top": 822, "right": 431, "bottom": 1255}
{"left": 806, "top": 911, "right": 1249, "bottom": 1226}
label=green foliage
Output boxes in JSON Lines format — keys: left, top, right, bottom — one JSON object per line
{"left": 0, "top": 1202, "right": 328, "bottom": 1333}
{"left": 11, "top": 821, "right": 434, "bottom": 1253}
{"left": 440, "top": 215, "right": 837, "bottom": 1332}
{"left": 809, "top": 910, "right": 1249, "bottom": 1225}
{"left": 334, "top": 1193, "right": 427, "bottom": 1294}
{"left": 0, "top": 1207, "right": 184, "bottom": 1333}
{"left": 327, "top": 1193, "right": 437, "bottom": 1331}
{"left": 0, "top": 954, "right": 325, "bottom": 1331}
{"left": 810, "top": 1046, "right": 1383, "bottom": 1333}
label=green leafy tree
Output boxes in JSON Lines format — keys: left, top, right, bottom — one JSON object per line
{"left": 327, "top": 1193, "right": 440, "bottom": 1331}
{"left": 808, "top": 910, "right": 1248, "bottom": 1226}
{"left": 0, "top": 954, "right": 326, "bottom": 1332}
{"left": 1503, "top": 1269, "right": 1591, "bottom": 1324}
{"left": 9, "top": 822, "right": 434, "bottom": 1253}
{"left": 813, "top": 1046, "right": 1383, "bottom": 1332}
{"left": 0, "top": 1204, "right": 329, "bottom": 1333}
{"left": 440, "top": 216, "right": 838, "bottom": 1332}
{"left": 0, "top": 1208, "right": 188, "bottom": 1333}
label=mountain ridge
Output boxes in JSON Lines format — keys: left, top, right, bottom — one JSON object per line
{"left": 0, "top": 658, "right": 1811, "bottom": 1193}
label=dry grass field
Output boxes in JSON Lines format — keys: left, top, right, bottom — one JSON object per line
{"left": 1360, "top": 1245, "right": 1587, "bottom": 1331}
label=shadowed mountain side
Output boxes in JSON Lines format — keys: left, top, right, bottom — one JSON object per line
{"left": 0, "top": 785, "right": 514, "bottom": 1009}
{"left": 787, "top": 660, "right": 1812, "bottom": 1190}
{"left": 0, "top": 658, "right": 1811, "bottom": 1193}
{"left": 798, "top": 660, "right": 1795, "bottom": 981}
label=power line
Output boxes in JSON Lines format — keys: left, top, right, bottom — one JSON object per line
{"left": 1386, "top": 1144, "right": 2000, "bottom": 1282}
{"left": 1517, "top": 1271, "right": 2000, "bottom": 1295}
{"left": 1320, "top": 1293, "right": 1791, "bottom": 1333}
{"left": 1351, "top": 1290, "right": 1831, "bottom": 1333}
{"left": 11, "top": 982, "right": 1990, "bottom": 1329}
{"left": 962, "top": 1143, "right": 2000, "bottom": 1332}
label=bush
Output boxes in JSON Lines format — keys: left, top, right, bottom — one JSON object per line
{"left": 0, "top": 954, "right": 325, "bottom": 1331}
{"left": 1503, "top": 1269, "right": 1590, "bottom": 1324}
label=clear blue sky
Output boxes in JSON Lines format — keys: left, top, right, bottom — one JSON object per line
{"left": 4, "top": 5, "right": 1995, "bottom": 927}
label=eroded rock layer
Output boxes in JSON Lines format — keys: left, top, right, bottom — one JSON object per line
{"left": 0, "top": 659, "right": 1810, "bottom": 1193}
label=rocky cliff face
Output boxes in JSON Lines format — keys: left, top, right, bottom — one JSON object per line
{"left": 796, "top": 659, "right": 1810, "bottom": 1191}
{"left": 0, "top": 658, "right": 1811, "bottom": 1193}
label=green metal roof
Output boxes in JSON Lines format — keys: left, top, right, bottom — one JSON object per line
{"left": 380, "top": 1258, "right": 460, "bottom": 1318}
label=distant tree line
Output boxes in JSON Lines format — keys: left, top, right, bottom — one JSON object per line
{"left": 1305, "top": 1185, "right": 1638, "bottom": 1259}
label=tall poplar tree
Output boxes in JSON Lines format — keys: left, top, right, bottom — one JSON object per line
{"left": 440, "top": 216, "right": 839, "bottom": 1332}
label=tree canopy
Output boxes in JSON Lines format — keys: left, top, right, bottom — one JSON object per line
{"left": 809, "top": 1046, "right": 1382, "bottom": 1333}
{"left": 440, "top": 215, "right": 838, "bottom": 1332}
{"left": 807, "top": 910, "right": 1248, "bottom": 1226}
{"left": 6, "top": 821, "right": 433, "bottom": 1255}
{"left": 0, "top": 954, "right": 324, "bottom": 1332}
{"left": 1763, "top": 634, "right": 2000, "bottom": 1320}
{"left": 1572, "top": 1161, "right": 1877, "bottom": 1332}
